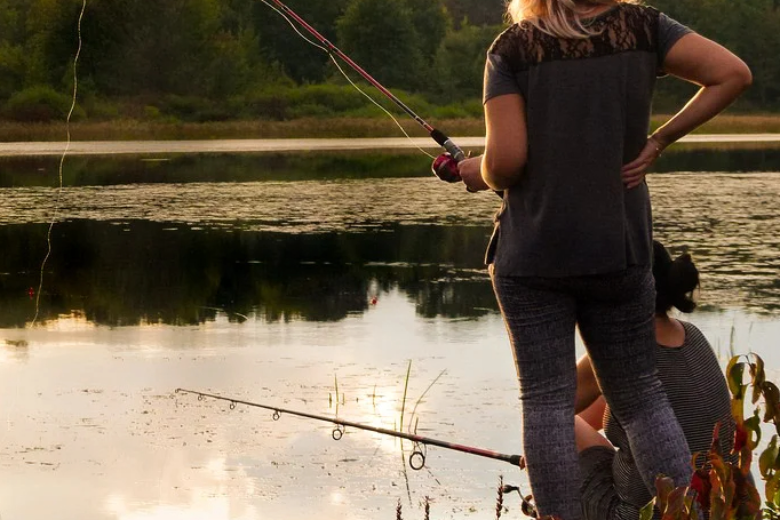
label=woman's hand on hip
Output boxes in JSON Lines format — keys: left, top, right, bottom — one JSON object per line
{"left": 621, "top": 136, "right": 663, "bottom": 189}
{"left": 458, "top": 155, "right": 491, "bottom": 192}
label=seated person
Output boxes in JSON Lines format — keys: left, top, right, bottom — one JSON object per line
{"left": 575, "top": 240, "right": 736, "bottom": 519}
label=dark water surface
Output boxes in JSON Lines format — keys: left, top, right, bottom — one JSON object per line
{"left": 0, "top": 149, "right": 779, "bottom": 520}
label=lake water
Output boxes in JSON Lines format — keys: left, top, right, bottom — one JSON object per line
{"left": 0, "top": 150, "right": 779, "bottom": 520}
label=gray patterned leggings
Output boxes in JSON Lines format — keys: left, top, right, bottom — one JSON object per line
{"left": 492, "top": 267, "right": 691, "bottom": 520}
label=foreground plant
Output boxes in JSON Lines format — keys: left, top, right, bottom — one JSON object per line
{"left": 640, "top": 353, "right": 780, "bottom": 520}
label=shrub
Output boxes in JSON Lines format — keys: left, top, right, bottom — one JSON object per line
{"left": 158, "top": 95, "right": 204, "bottom": 121}
{"left": 238, "top": 84, "right": 374, "bottom": 120}
{"left": 3, "top": 85, "right": 85, "bottom": 122}
{"left": 292, "top": 84, "right": 367, "bottom": 113}
{"left": 143, "top": 105, "right": 162, "bottom": 120}
{"left": 238, "top": 89, "right": 291, "bottom": 120}
{"left": 287, "top": 103, "right": 335, "bottom": 118}
{"left": 85, "top": 99, "right": 121, "bottom": 120}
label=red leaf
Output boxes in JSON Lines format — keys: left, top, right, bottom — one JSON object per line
{"left": 733, "top": 422, "right": 748, "bottom": 452}
{"left": 690, "top": 470, "right": 711, "bottom": 511}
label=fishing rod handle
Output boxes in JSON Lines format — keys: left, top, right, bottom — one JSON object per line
{"left": 442, "top": 139, "right": 466, "bottom": 163}
{"left": 430, "top": 128, "right": 464, "bottom": 161}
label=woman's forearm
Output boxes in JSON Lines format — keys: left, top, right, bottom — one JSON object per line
{"left": 652, "top": 78, "right": 752, "bottom": 148}
{"left": 654, "top": 33, "right": 752, "bottom": 149}
{"left": 481, "top": 153, "right": 523, "bottom": 191}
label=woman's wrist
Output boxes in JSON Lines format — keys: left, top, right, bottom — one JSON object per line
{"left": 648, "top": 133, "right": 668, "bottom": 153}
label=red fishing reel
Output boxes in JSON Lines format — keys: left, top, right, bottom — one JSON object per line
{"left": 432, "top": 153, "right": 461, "bottom": 183}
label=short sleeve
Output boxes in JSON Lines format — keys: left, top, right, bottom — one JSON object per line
{"left": 483, "top": 53, "right": 522, "bottom": 104}
{"left": 657, "top": 12, "right": 693, "bottom": 64}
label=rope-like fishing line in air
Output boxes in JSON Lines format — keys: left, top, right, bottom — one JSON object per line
{"left": 258, "top": 0, "right": 436, "bottom": 160}
{"left": 31, "top": 0, "right": 88, "bottom": 327}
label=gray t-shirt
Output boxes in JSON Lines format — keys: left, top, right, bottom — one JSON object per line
{"left": 483, "top": 5, "right": 692, "bottom": 277}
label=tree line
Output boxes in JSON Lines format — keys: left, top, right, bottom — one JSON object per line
{"left": 0, "top": 0, "right": 776, "bottom": 124}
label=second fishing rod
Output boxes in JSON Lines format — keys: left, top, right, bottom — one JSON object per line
{"left": 259, "top": 0, "right": 467, "bottom": 184}
{"left": 176, "top": 388, "right": 526, "bottom": 470}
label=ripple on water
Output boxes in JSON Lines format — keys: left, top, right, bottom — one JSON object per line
{"left": 649, "top": 172, "right": 780, "bottom": 313}
{"left": 1, "top": 172, "right": 778, "bottom": 312}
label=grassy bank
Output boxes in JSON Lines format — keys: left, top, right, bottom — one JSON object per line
{"left": 1, "top": 114, "right": 779, "bottom": 142}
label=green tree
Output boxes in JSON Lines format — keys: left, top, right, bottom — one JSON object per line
{"left": 0, "top": 42, "right": 25, "bottom": 101}
{"left": 721, "top": 0, "right": 780, "bottom": 108}
{"left": 82, "top": 0, "right": 223, "bottom": 96}
{"left": 256, "top": 0, "right": 351, "bottom": 84}
{"left": 652, "top": 0, "right": 780, "bottom": 110}
{"left": 23, "top": 0, "right": 73, "bottom": 88}
{"left": 64, "top": 0, "right": 258, "bottom": 100}
{"left": 337, "top": 0, "right": 424, "bottom": 90}
{"left": 403, "top": 0, "right": 451, "bottom": 67}
{"left": 433, "top": 23, "right": 502, "bottom": 100}
{"left": 443, "top": 0, "right": 505, "bottom": 27}
{"left": 0, "top": 0, "right": 28, "bottom": 99}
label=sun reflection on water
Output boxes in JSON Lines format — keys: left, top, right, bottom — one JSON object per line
{"left": 104, "top": 457, "right": 261, "bottom": 520}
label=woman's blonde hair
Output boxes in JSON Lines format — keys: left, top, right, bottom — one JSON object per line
{"left": 506, "top": 0, "right": 638, "bottom": 39}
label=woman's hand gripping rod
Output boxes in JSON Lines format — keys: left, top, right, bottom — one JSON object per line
{"left": 430, "top": 129, "right": 467, "bottom": 183}
{"left": 432, "top": 133, "right": 504, "bottom": 197}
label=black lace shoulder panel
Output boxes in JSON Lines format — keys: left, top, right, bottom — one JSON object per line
{"left": 488, "top": 4, "right": 660, "bottom": 73}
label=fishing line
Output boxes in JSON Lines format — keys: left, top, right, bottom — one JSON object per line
{"left": 258, "top": 0, "right": 436, "bottom": 160}
{"left": 31, "top": 0, "right": 88, "bottom": 327}
{"left": 329, "top": 58, "right": 436, "bottom": 161}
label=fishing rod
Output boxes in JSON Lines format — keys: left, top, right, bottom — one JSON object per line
{"left": 260, "top": 0, "right": 465, "bottom": 184}
{"left": 175, "top": 388, "right": 525, "bottom": 470}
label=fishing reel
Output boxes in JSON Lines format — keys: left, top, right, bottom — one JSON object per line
{"left": 430, "top": 129, "right": 466, "bottom": 184}
{"left": 432, "top": 153, "right": 462, "bottom": 183}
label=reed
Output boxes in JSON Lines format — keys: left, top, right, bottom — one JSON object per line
{"left": 399, "top": 360, "right": 412, "bottom": 434}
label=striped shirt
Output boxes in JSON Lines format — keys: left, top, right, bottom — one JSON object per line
{"left": 604, "top": 321, "right": 736, "bottom": 508}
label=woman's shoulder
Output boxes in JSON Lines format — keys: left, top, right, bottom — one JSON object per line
{"left": 679, "top": 320, "right": 708, "bottom": 344}
{"left": 675, "top": 320, "right": 720, "bottom": 359}
{"left": 488, "top": 3, "right": 665, "bottom": 64}
{"left": 656, "top": 320, "right": 714, "bottom": 357}
{"left": 488, "top": 23, "right": 531, "bottom": 56}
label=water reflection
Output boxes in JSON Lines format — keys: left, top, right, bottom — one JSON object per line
{"left": 0, "top": 222, "right": 497, "bottom": 328}
{"left": 1, "top": 170, "right": 779, "bottom": 327}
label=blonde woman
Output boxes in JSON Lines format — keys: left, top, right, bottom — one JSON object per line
{"left": 457, "top": 1, "right": 751, "bottom": 518}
